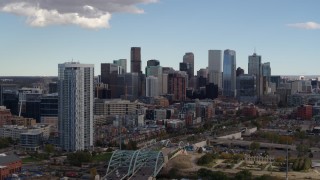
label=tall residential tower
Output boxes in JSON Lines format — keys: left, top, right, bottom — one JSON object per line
{"left": 58, "top": 62, "right": 94, "bottom": 151}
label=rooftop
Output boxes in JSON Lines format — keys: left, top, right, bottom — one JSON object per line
{"left": 0, "top": 154, "right": 21, "bottom": 165}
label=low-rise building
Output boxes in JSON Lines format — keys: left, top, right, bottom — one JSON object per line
{"left": 94, "top": 99, "right": 144, "bottom": 116}
{"left": 7, "top": 116, "right": 36, "bottom": 127}
{"left": 0, "top": 124, "right": 51, "bottom": 140}
{"left": 0, "top": 153, "right": 21, "bottom": 180}
{"left": 166, "top": 119, "right": 185, "bottom": 129}
{"left": 20, "top": 131, "right": 43, "bottom": 151}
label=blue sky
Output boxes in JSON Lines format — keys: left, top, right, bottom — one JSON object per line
{"left": 0, "top": 0, "right": 319, "bottom": 76}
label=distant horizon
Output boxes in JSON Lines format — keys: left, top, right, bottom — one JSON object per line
{"left": 1, "top": 75, "right": 320, "bottom": 78}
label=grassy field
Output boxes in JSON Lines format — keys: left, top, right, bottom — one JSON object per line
{"left": 22, "top": 156, "right": 41, "bottom": 163}
{"left": 92, "top": 152, "right": 113, "bottom": 162}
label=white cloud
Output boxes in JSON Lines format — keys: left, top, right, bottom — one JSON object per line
{"left": 0, "top": 0, "right": 158, "bottom": 29}
{"left": 287, "top": 21, "right": 320, "bottom": 30}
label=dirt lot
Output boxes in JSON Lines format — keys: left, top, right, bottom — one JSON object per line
{"left": 164, "top": 152, "right": 320, "bottom": 179}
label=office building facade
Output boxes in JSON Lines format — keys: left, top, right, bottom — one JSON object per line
{"left": 131, "top": 47, "right": 141, "bottom": 73}
{"left": 208, "top": 50, "right": 222, "bottom": 89}
{"left": 183, "top": 52, "right": 194, "bottom": 78}
{"left": 146, "top": 76, "right": 159, "bottom": 97}
{"left": 248, "top": 53, "right": 262, "bottom": 97}
{"left": 223, "top": 49, "right": 236, "bottom": 97}
{"left": 113, "top": 59, "right": 127, "bottom": 74}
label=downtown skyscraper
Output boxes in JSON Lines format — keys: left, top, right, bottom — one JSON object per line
{"left": 58, "top": 62, "right": 94, "bottom": 152}
{"left": 248, "top": 53, "right": 262, "bottom": 98}
{"left": 208, "top": 50, "right": 222, "bottom": 89}
{"left": 223, "top": 49, "right": 236, "bottom": 97}
{"left": 131, "top": 47, "right": 141, "bottom": 73}
{"left": 182, "top": 52, "right": 194, "bottom": 79}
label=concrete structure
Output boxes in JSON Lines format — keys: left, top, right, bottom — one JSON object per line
{"left": 223, "top": 49, "right": 236, "bottom": 97}
{"left": 131, "top": 47, "right": 141, "bottom": 73}
{"left": 0, "top": 154, "right": 21, "bottom": 180}
{"left": 208, "top": 50, "right": 222, "bottom": 89}
{"left": 217, "top": 132, "right": 242, "bottom": 140}
{"left": 58, "top": 62, "right": 94, "bottom": 151}
{"left": 242, "top": 127, "right": 258, "bottom": 136}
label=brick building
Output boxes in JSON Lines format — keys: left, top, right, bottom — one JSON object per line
{"left": 297, "top": 105, "right": 313, "bottom": 120}
{"left": 0, "top": 107, "right": 12, "bottom": 127}
{"left": 0, "top": 154, "right": 21, "bottom": 180}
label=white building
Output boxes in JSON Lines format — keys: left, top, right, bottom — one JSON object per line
{"left": 94, "top": 99, "right": 143, "bottom": 116}
{"left": 208, "top": 50, "right": 222, "bottom": 89}
{"left": 0, "top": 124, "right": 51, "bottom": 140}
{"left": 146, "top": 65, "right": 163, "bottom": 95}
{"left": 146, "top": 76, "right": 159, "bottom": 97}
{"left": 58, "top": 62, "right": 94, "bottom": 151}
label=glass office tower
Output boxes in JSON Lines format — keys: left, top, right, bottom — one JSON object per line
{"left": 223, "top": 49, "right": 236, "bottom": 97}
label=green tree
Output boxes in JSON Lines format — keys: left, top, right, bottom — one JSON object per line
{"left": 0, "top": 138, "right": 10, "bottom": 149}
{"left": 309, "top": 152, "right": 313, "bottom": 158}
{"left": 168, "top": 168, "right": 179, "bottom": 178}
{"left": 296, "top": 144, "right": 310, "bottom": 157}
{"left": 234, "top": 170, "right": 253, "bottom": 180}
{"left": 292, "top": 157, "right": 312, "bottom": 171}
{"left": 255, "top": 175, "right": 281, "bottom": 180}
{"left": 303, "top": 157, "right": 312, "bottom": 170}
{"left": 197, "top": 168, "right": 229, "bottom": 180}
{"left": 67, "top": 151, "right": 92, "bottom": 166}
{"left": 44, "top": 144, "right": 55, "bottom": 154}
{"left": 197, "top": 153, "right": 217, "bottom": 165}
{"left": 250, "top": 142, "right": 260, "bottom": 155}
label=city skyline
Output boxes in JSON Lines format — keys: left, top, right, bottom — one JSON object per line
{"left": 1, "top": 0, "right": 320, "bottom": 76}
